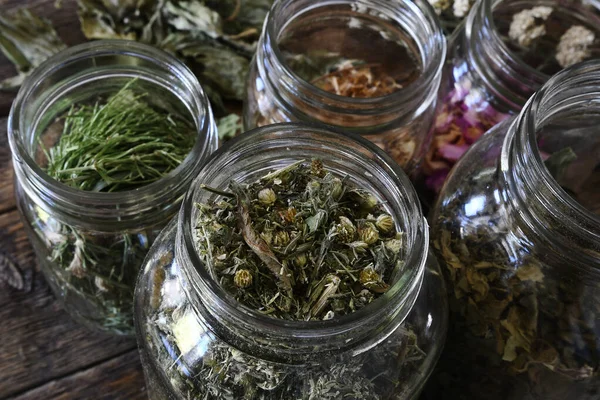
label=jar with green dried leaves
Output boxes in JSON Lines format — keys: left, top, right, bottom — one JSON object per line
{"left": 243, "top": 0, "right": 446, "bottom": 176}
{"left": 424, "top": 61, "right": 600, "bottom": 399}
{"left": 8, "top": 41, "right": 218, "bottom": 335}
{"left": 419, "top": 0, "right": 600, "bottom": 204}
{"left": 134, "top": 124, "right": 448, "bottom": 400}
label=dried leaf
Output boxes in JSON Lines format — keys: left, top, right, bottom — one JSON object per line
{"left": 216, "top": 113, "right": 242, "bottom": 142}
{"left": 172, "top": 36, "right": 249, "bottom": 100}
{"left": 232, "top": 184, "right": 293, "bottom": 293}
{"left": 164, "top": 1, "right": 222, "bottom": 38}
{"left": 0, "top": 252, "right": 24, "bottom": 290}
{"left": 0, "top": 9, "right": 66, "bottom": 90}
{"left": 516, "top": 262, "right": 544, "bottom": 282}
{"left": 77, "top": 0, "right": 159, "bottom": 41}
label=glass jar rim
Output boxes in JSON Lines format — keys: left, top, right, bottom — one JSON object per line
{"left": 523, "top": 60, "right": 600, "bottom": 226}
{"left": 262, "top": 0, "right": 446, "bottom": 111}
{"left": 8, "top": 40, "right": 216, "bottom": 227}
{"left": 501, "top": 60, "right": 600, "bottom": 256}
{"left": 177, "top": 123, "right": 429, "bottom": 359}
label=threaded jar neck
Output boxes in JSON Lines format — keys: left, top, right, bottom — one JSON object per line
{"left": 501, "top": 60, "right": 600, "bottom": 271}
{"left": 255, "top": 0, "right": 446, "bottom": 133}
{"left": 175, "top": 124, "right": 429, "bottom": 364}
{"left": 466, "top": 0, "right": 600, "bottom": 112}
{"left": 8, "top": 40, "right": 217, "bottom": 230}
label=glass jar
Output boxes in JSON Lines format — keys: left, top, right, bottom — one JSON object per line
{"left": 420, "top": 0, "right": 600, "bottom": 200}
{"left": 243, "top": 0, "right": 446, "bottom": 176}
{"left": 8, "top": 40, "right": 218, "bottom": 335}
{"left": 134, "top": 123, "right": 448, "bottom": 399}
{"left": 425, "top": 61, "right": 600, "bottom": 399}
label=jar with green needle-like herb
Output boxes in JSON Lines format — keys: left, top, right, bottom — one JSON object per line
{"left": 8, "top": 40, "right": 218, "bottom": 336}
{"left": 424, "top": 61, "right": 600, "bottom": 399}
{"left": 134, "top": 123, "right": 448, "bottom": 400}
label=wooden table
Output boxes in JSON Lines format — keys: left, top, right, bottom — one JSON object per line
{"left": 0, "top": 1, "right": 147, "bottom": 399}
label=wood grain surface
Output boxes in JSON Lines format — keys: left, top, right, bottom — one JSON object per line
{"left": 0, "top": 0, "right": 148, "bottom": 399}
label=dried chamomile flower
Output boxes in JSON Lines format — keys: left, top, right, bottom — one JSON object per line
{"left": 234, "top": 269, "right": 253, "bottom": 288}
{"left": 258, "top": 188, "right": 277, "bottom": 205}
{"left": 428, "top": 0, "right": 451, "bottom": 15}
{"left": 453, "top": 0, "right": 473, "bottom": 18}
{"left": 556, "top": 25, "right": 595, "bottom": 68}
{"left": 336, "top": 216, "right": 357, "bottom": 243}
{"left": 508, "top": 6, "right": 553, "bottom": 47}
{"left": 376, "top": 214, "right": 394, "bottom": 233}
{"left": 359, "top": 222, "right": 380, "bottom": 245}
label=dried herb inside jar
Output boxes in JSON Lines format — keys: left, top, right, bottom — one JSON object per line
{"left": 497, "top": 6, "right": 600, "bottom": 73}
{"left": 429, "top": 150, "right": 599, "bottom": 398}
{"left": 34, "top": 79, "right": 196, "bottom": 333}
{"left": 195, "top": 159, "right": 405, "bottom": 321}
{"left": 149, "top": 299, "right": 425, "bottom": 399}
{"left": 143, "top": 161, "right": 428, "bottom": 398}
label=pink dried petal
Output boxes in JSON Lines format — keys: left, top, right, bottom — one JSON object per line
{"left": 439, "top": 143, "right": 470, "bottom": 162}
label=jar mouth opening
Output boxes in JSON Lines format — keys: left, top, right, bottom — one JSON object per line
{"left": 179, "top": 123, "right": 428, "bottom": 338}
{"left": 522, "top": 60, "right": 600, "bottom": 227}
{"left": 468, "top": 0, "right": 600, "bottom": 108}
{"left": 264, "top": 0, "right": 446, "bottom": 109}
{"left": 8, "top": 40, "right": 216, "bottom": 225}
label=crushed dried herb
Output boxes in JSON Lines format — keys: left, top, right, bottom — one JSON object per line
{"left": 195, "top": 159, "right": 404, "bottom": 321}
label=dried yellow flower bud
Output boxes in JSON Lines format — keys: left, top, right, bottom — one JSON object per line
{"left": 330, "top": 177, "right": 343, "bottom": 200}
{"left": 385, "top": 238, "right": 403, "bottom": 254}
{"left": 257, "top": 188, "right": 277, "bottom": 205}
{"left": 376, "top": 214, "right": 394, "bottom": 233}
{"left": 234, "top": 269, "right": 253, "bottom": 288}
{"left": 336, "top": 216, "right": 356, "bottom": 243}
{"left": 294, "top": 253, "right": 308, "bottom": 268}
{"left": 362, "top": 194, "right": 378, "bottom": 210}
{"left": 359, "top": 222, "right": 379, "bottom": 245}
{"left": 273, "top": 230, "right": 290, "bottom": 247}
{"left": 359, "top": 266, "right": 380, "bottom": 285}
{"left": 260, "top": 231, "right": 273, "bottom": 245}
{"left": 311, "top": 159, "right": 325, "bottom": 177}
{"left": 359, "top": 266, "right": 390, "bottom": 293}
{"left": 279, "top": 207, "right": 297, "bottom": 224}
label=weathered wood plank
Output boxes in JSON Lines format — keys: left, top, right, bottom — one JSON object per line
{"left": 0, "top": 209, "right": 137, "bottom": 398}
{"left": 0, "top": 117, "right": 14, "bottom": 213}
{"left": 0, "top": 0, "right": 86, "bottom": 117}
{"left": 7, "top": 350, "right": 146, "bottom": 400}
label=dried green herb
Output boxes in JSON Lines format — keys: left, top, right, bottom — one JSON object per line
{"left": 42, "top": 79, "right": 196, "bottom": 192}
{"left": 77, "top": 0, "right": 273, "bottom": 110}
{"left": 149, "top": 300, "right": 425, "bottom": 399}
{"left": 33, "top": 79, "right": 196, "bottom": 333}
{"left": 0, "top": 8, "right": 66, "bottom": 90}
{"left": 195, "top": 159, "right": 405, "bottom": 321}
